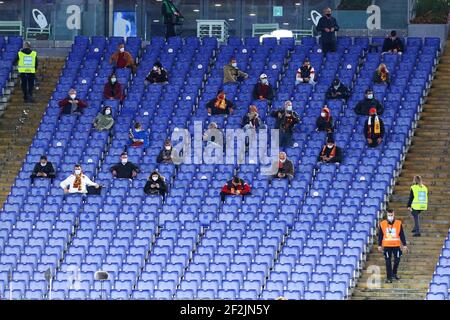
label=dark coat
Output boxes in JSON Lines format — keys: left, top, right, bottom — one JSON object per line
{"left": 326, "top": 83, "right": 350, "bottom": 100}
{"left": 110, "top": 162, "right": 140, "bottom": 179}
{"left": 316, "top": 16, "right": 339, "bottom": 43}
{"left": 252, "top": 82, "right": 274, "bottom": 101}
{"left": 354, "top": 98, "right": 384, "bottom": 116}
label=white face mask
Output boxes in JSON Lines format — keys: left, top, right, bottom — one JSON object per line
{"left": 153, "top": 66, "right": 158, "bottom": 71}
{"left": 70, "top": 94, "right": 76, "bottom": 99}
{"left": 321, "top": 112, "right": 326, "bottom": 117}
{"left": 40, "top": 162, "right": 47, "bottom": 167}
{"left": 280, "top": 158, "right": 286, "bottom": 163}
{"left": 75, "top": 169, "right": 81, "bottom": 175}
{"left": 119, "top": 47, "right": 125, "bottom": 53}
{"left": 105, "top": 109, "right": 111, "bottom": 115}
{"left": 327, "top": 145, "right": 334, "bottom": 149}
{"left": 121, "top": 158, "right": 128, "bottom": 164}
{"left": 367, "top": 94, "right": 374, "bottom": 99}
{"left": 152, "top": 176, "right": 158, "bottom": 181}
{"left": 261, "top": 79, "right": 268, "bottom": 84}
{"left": 111, "top": 78, "right": 116, "bottom": 83}
{"left": 387, "top": 216, "right": 394, "bottom": 223}
{"left": 165, "top": 146, "right": 171, "bottom": 150}
{"left": 231, "top": 62, "right": 237, "bottom": 68}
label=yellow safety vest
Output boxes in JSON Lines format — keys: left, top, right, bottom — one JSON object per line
{"left": 18, "top": 51, "right": 37, "bottom": 73}
{"left": 411, "top": 184, "right": 428, "bottom": 211}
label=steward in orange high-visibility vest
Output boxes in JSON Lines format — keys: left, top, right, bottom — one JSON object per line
{"left": 378, "top": 210, "right": 408, "bottom": 283}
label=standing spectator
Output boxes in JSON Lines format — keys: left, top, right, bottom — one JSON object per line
{"left": 58, "top": 89, "right": 87, "bottom": 115}
{"left": 162, "top": 0, "right": 183, "bottom": 39}
{"left": 316, "top": 7, "right": 339, "bottom": 55}
{"left": 60, "top": 164, "right": 100, "bottom": 194}
{"left": 354, "top": 89, "right": 384, "bottom": 116}
{"left": 296, "top": 58, "right": 316, "bottom": 85}
{"left": 103, "top": 73, "right": 124, "bottom": 102}
{"left": 157, "top": 139, "right": 174, "bottom": 163}
{"left": 206, "top": 90, "right": 234, "bottom": 115}
{"left": 144, "top": 170, "right": 167, "bottom": 201}
{"left": 271, "top": 101, "right": 300, "bottom": 148}
{"left": 241, "top": 105, "right": 264, "bottom": 130}
{"left": 252, "top": 74, "right": 274, "bottom": 101}
{"left": 269, "top": 152, "right": 294, "bottom": 183}
{"left": 407, "top": 175, "right": 428, "bottom": 237}
{"left": 145, "top": 61, "right": 169, "bottom": 85}
{"left": 382, "top": 30, "right": 404, "bottom": 54}
{"left": 223, "top": 57, "right": 248, "bottom": 84}
{"left": 16, "top": 41, "right": 38, "bottom": 103}
{"left": 373, "top": 63, "right": 390, "bottom": 85}
{"left": 109, "top": 44, "right": 136, "bottom": 74}
{"left": 364, "top": 108, "right": 385, "bottom": 147}
{"left": 129, "top": 122, "right": 149, "bottom": 148}
{"left": 110, "top": 152, "right": 140, "bottom": 179}
{"left": 378, "top": 209, "right": 408, "bottom": 283}
{"left": 318, "top": 136, "right": 342, "bottom": 163}
{"left": 316, "top": 106, "right": 334, "bottom": 133}
{"left": 326, "top": 78, "right": 350, "bottom": 101}
{"left": 30, "top": 155, "right": 56, "bottom": 184}
{"left": 93, "top": 106, "right": 114, "bottom": 131}
{"left": 220, "top": 176, "right": 251, "bottom": 202}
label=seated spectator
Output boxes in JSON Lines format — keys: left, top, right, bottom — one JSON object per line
{"left": 269, "top": 152, "right": 294, "bottom": 183}
{"left": 203, "top": 122, "right": 223, "bottom": 148}
{"left": 58, "top": 89, "right": 87, "bottom": 115}
{"left": 60, "top": 164, "right": 99, "bottom": 194}
{"left": 103, "top": 73, "right": 124, "bottom": 101}
{"left": 129, "top": 122, "right": 149, "bottom": 148}
{"left": 325, "top": 78, "right": 350, "bottom": 100}
{"left": 223, "top": 57, "right": 248, "bottom": 84}
{"left": 109, "top": 43, "right": 136, "bottom": 73}
{"left": 110, "top": 152, "right": 140, "bottom": 179}
{"left": 252, "top": 73, "right": 274, "bottom": 101}
{"left": 157, "top": 139, "right": 174, "bottom": 163}
{"left": 318, "top": 136, "right": 342, "bottom": 164}
{"left": 364, "top": 108, "right": 385, "bottom": 147}
{"left": 354, "top": 89, "right": 384, "bottom": 116}
{"left": 144, "top": 170, "right": 167, "bottom": 201}
{"left": 30, "top": 155, "right": 56, "bottom": 183}
{"left": 296, "top": 58, "right": 316, "bottom": 85}
{"left": 241, "top": 105, "right": 265, "bottom": 130}
{"left": 220, "top": 176, "right": 251, "bottom": 202}
{"left": 382, "top": 30, "right": 404, "bottom": 54}
{"left": 206, "top": 90, "right": 234, "bottom": 115}
{"left": 93, "top": 106, "right": 114, "bottom": 131}
{"left": 271, "top": 101, "right": 300, "bottom": 148}
{"left": 316, "top": 106, "right": 334, "bottom": 133}
{"left": 373, "top": 63, "right": 390, "bottom": 85}
{"left": 145, "top": 61, "right": 168, "bottom": 84}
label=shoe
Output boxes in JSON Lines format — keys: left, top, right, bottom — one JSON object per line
{"left": 385, "top": 278, "right": 393, "bottom": 283}
{"left": 413, "top": 233, "right": 421, "bottom": 237}
{"left": 393, "top": 275, "right": 400, "bottom": 280}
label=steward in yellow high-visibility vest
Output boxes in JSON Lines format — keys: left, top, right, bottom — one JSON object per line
{"left": 378, "top": 209, "right": 408, "bottom": 283}
{"left": 407, "top": 175, "right": 428, "bottom": 237}
{"left": 15, "top": 41, "right": 38, "bottom": 103}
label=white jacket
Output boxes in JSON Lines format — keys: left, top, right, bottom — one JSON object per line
{"left": 60, "top": 174, "right": 97, "bottom": 194}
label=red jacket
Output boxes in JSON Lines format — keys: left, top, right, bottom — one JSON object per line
{"left": 58, "top": 97, "right": 87, "bottom": 113}
{"left": 221, "top": 179, "right": 251, "bottom": 195}
{"left": 103, "top": 82, "right": 124, "bottom": 101}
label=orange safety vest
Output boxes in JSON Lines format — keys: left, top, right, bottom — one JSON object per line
{"left": 380, "top": 220, "right": 402, "bottom": 247}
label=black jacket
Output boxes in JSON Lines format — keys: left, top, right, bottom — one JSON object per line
{"left": 31, "top": 162, "right": 55, "bottom": 178}
{"left": 241, "top": 114, "right": 262, "bottom": 129}
{"left": 271, "top": 109, "right": 300, "bottom": 132}
{"left": 146, "top": 69, "right": 168, "bottom": 83}
{"left": 318, "top": 145, "right": 342, "bottom": 163}
{"left": 144, "top": 177, "right": 167, "bottom": 195}
{"left": 316, "top": 16, "right": 339, "bottom": 43}
{"left": 378, "top": 220, "right": 407, "bottom": 246}
{"left": 364, "top": 115, "right": 385, "bottom": 140}
{"left": 252, "top": 82, "right": 274, "bottom": 101}
{"left": 326, "top": 83, "right": 350, "bottom": 100}
{"left": 157, "top": 147, "right": 173, "bottom": 163}
{"left": 354, "top": 98, "right": 384, "bottom": 116}
{"left": 382, "top": 37, "right": 404, "bottom": 53}
{"left": 373, "top": 71, "right": 390, "bottom": 85}
{"left": 206, "top": 98, "right": 234, "bottom": 115}
{"left": 110, "top": 162, "right": 140, "bottom": 179}
{"left": 15, "top": 48, "right": 39, "bottom": 69}
{"left": 316, "top": 116, "right": 334, "bottom": 132}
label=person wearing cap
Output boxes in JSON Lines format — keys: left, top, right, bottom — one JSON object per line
{"left": 269, "top": 152, "right": 294, "bottom": 183}
{"left": 382, "top": 30, "right": 404, "bottom": 54}
{"left": 316, "top": 7, "right": 340, "bottom": 55}
{"left": 145, "top": 61, "right": 168, "bottom": 84}
{"left": 58, "top": 88, "right": 87, "bottom": 115}
{"left": 109, "top": 43, "right": 136, "bottom": 73}
{"left": 373, "top": 63, "right": 390, "bottom": 85}
{"left": 271, "top": 101, "right": 300, "bottom": 148}
{"left": 316, "top": 106, "right": 334, "bottom": 133}
{"left": 103, "top": 73, "right": 124, "bottom": 102}
{"left": 206, "top": 90, "right": 234, "bottom": 115}
{"left": 144, "top": 170, "right": 167, "bottom": 201}
{"left": 129, "top": 122, "right": 149, "bottom": 148}
{"left": 93, "top": 106, "right": 114, "bottom": 131}
{"left": 364, "top": 107, "right": 385, "bottom": 147}
{"left": 15, "top": 41, "right": 38, "bottom": 103}
{"left": 30, "top": 155, "right": 56, "bottom": 184}
{"left": 318, "top": 136, "right": 342, "bottom": 163}
{"left": 252, "top": 74, "right": 274, "bottom": 101}
{"left": 60, "top": 164, "right": 100, "bottom": 194}
{"left": 407, "top": 175, "right": 428, "bottom": 237}
{"left": 157, "top": 139, "right": 175, "bottom": 163}
{"left": 354, "top": 89, "right": 384, "bottom": 116}
{"left": 325, "top": 78, "right": 350, "bottom": 101}
{"left": 296, "top": 59, "right": 316, "bottom": 85}
{"left": 220, "top": 176, "right": 251, "bottom": 202}
{"left": 378, "top": 209, "right": 408, "bottom": 283}
{"left": 223, "top": 57, "right": 248, "bottom": 84}
{"left": 110, "top": 152, "right": 140, "bottom": 179}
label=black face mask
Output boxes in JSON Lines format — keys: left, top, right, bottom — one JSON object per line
{"left": 326, "top": 13, "right": 331, "bottom": 17}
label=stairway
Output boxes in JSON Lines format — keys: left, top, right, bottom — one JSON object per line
{"left": 0, "top": 57, "right": 65, "bottom": 208}
{"left": 352, "top": 44, "right": 450, "bottom": 300}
